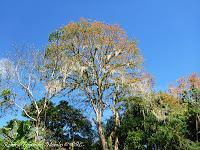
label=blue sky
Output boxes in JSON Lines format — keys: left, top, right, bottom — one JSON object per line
{"left": 0, "top": 0, "right": 199, "bottom": 90}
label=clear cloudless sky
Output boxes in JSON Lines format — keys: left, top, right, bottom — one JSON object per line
{"left": 0, "top": 0, "right": 199, "bottom": 90}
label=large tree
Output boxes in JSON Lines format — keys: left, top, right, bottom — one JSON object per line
{"left": 45, "top": 18, "right": 145, "bottom": 150}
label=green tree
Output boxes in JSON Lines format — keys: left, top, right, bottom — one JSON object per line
{"left": 0, "top": 119, "right": 44, "bottom": 150}
{"left": 170, "top": 73, "right": 200, "bottom": 142}
{"left": 108, "top": 92, "right": 199, "bottom": 150}
{"left": 24, "top": 99, "right": 95, "bottom": 150}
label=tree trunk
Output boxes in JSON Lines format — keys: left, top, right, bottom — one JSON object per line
{"left": 111, "top": 106, "right": 120, "bottom": 150}
{"left": 35, "top": 121, "right": 40, "bottom": 142}
{"left": 114, "top": 136, "right": 119, "bottom": 150}
{"left": 94, "top": 107, "right": 108, "bottom": 150}
{"left": 96, "top": 120, "right": 108, "bottom": 150}
{"left": 108, "top": 132, "right": 114, "bottom": 150}
{"left": 114, "top": 111, "right": 120, "bottom": 150}
{"left": 196, "top": 115, "right": 199, "bottom": 142}
{"left": 35, "top": 113, "right": 41, "bottom": 142}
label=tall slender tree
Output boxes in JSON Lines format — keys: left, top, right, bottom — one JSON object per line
{"left": 0, "top": 48, "right": 63, "bottom": 142}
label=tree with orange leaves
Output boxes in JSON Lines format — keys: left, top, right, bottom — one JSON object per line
{"left": 169, "top": 73, "right": 200, "bottom": 98}
{"left": 45, "top": 18, "right": 145, "bottom": 150}
{"left": 169, "top": 73, "right": 200, "bottom": 142}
